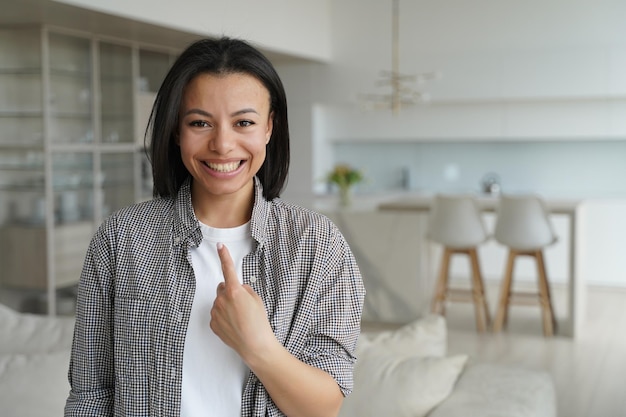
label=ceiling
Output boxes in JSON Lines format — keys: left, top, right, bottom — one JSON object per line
{"left": 0, "top": 0, "right": 301, "bottom": 62}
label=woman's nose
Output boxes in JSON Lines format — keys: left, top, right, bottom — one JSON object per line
{"left": 209, "top": 126, "right": 235, "bottom": 154}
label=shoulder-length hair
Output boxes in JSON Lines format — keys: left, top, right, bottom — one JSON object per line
{"left": 147, "top": 37, "right": 290, "bottom": 200}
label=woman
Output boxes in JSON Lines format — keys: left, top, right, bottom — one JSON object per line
{"left": 65, "top": 37, "right": 365, "bottom": 417}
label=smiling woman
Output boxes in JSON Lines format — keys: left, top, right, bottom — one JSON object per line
{"left": 177, "top": 72, "right": 273, "bottom": 226}
{"left": 64, "top": 37, "right": 365, "bottom": 417}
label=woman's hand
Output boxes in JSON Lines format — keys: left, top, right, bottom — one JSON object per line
{"left": 210, "top": 242, "right": 276, "bottom": 361}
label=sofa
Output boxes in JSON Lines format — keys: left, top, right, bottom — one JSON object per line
{"left": 339, "top": 314, "right": 557, "bottom": 417}
{"left": 0, "top": 304, "right": 556, "bottom": 417}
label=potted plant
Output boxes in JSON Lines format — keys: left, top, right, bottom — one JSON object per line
{"left": 326, "top": 164, "right": 364, "bottom": 207}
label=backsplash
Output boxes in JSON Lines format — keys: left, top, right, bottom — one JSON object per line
{"left": 332, "top": 139, "right": 626, "bottom": 198}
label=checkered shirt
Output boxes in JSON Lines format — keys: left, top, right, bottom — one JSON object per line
{"left": 65, "top": 177, "right": 365, "bottom": 417}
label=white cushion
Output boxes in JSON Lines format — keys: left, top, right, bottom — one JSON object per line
{"left": 0, "top": 303, "right": 75, "bottom": 354}
{"left": 340, "top": 315, "right": 467, "bottom": 417}
{"left": 358, "top": 313, "right": 447, "bottom": 357}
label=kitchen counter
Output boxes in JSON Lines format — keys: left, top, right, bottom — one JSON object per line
{"left": 378, "top": 194, "right": 583, "bottom": 214}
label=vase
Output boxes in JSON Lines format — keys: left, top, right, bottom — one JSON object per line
{"left": 338, "top": 186, "right": 352, "bottom": 208}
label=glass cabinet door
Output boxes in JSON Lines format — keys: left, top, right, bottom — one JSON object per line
{"left": 48, "top": 32, "right": 93, "bottom": 144}
{"left": 0, "top": 28, "right": 44, "bottom": 147}
{"left": 100, "top": 42, "right": 133, "bottom": 144}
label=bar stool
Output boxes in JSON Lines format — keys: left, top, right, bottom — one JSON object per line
{"left": 492, "top": 194, "right": 558, "bottom": 336}
{"left": 427, "top": 194, "right": 491, "bottom": 332}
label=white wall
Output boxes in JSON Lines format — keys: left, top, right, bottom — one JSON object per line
{"left": 313, "top": 0, "right": 626, "bottom": 146}
{"left": 311, "top": 0, "right": 626, "bottom": 196}
{"left": 324, "top": 0, "right": 626, "bottom": 104}
{"left": 52, "top": 0, "right": 333, "bottom": 62}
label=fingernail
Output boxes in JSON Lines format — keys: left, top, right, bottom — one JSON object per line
{"left": 217, "top": 242, "right": 223, "bottom": 250}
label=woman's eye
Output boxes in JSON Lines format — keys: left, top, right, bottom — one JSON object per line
{"left": 190, "top": 120, "right": 209, "bottom": 127}
{"left": 236, "top": 120, "right": 254, "bottom": 128}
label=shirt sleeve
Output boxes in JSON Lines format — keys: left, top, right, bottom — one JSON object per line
{"left": 65, "top": 219, "right": 116, "bottom": 416}
{"left": 302, "top": 221, "right": 366, "bottom": 397}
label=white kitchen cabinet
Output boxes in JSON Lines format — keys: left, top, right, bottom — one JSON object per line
{"left": 0, "top": 26, "right": 176, "bottom": 314}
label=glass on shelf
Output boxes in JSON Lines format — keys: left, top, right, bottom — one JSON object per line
{"left": 101, "top": 152, "right": 135, "bottom": 218}
{"left": 0, "top": 187, "right": 46, "bottom": 227}
{"left": 100, "top": 42, "right": 133, "bottom": 144}
{"left": 0, "top": 149, "right": 46, "bottom": 226}
{"left": 52, "top": 152, "right": 93, "bottom": 225}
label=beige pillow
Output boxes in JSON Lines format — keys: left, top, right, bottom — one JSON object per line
{"left": 341, "top": 314, "right": 466, "bottom": 417}
{"left": 340, "top": 348, "right": 468, "bottom": 417}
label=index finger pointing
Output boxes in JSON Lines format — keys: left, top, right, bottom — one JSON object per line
{"left": 216, "top": 242, "right": 239, "bottom": 287}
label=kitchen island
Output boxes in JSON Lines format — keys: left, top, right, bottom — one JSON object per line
{"left": 322, "top": 194, "right": 587, "bottom": 338}
{"left": 378, "top": 195, "right": 585, "bottom": 338}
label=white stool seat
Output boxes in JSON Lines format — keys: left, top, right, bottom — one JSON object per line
{"left": 494, "top": 194, "right": 558, "bottom": 251}
{"left": 427, "top": 194, "right": 491, "bottom": 332}
{"left": 427, "top": 194, "right": 489, "bottom": 248}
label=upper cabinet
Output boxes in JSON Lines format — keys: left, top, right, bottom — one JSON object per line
{"left": 0, "top": 25, "right": 177, "bottom": 315}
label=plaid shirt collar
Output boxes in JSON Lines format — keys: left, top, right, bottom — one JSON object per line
{"left": 172, "top": 176, "right": 271, "bottom": 250}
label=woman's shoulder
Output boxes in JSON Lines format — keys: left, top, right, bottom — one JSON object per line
{"left": 99, "top": 197, "right": 176, "bottom": 232}
{"left": 114, "top": 197, "right": 174, "bottom": 219}
{"left": 267, "top": 198, "right": 344, "bottom": 240}
{"left": 270, "top": 198, "right": 333, "bottom": 223}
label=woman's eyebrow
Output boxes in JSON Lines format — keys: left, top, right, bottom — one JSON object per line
{"left": 181, "top": 108, "right": 259, "bottom": 117}
{"left": 231, "top": 108, "right": 259, "bottom": 117}
{"left": 182, "top": 108, "right": 212, "bottom": 118}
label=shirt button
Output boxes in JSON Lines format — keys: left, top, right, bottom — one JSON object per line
{"left": 174, "top": 236, "right": 181, "bottom": 244}
{"left": 170, "top": 367, "right": 176, "bottom": 379}
{"left": 250, "top": 276, "right": 257, "bottom": 284}
{"left": 176, "top": 311, "right": 183, "bottom": 322}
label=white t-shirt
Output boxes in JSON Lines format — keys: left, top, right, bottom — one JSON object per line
{"left": 181, "top": 221, "right": 253, "bottom": 417}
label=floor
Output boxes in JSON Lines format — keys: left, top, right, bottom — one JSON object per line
{"left": 363, "top": 283, "right": 626, "bottom": 417}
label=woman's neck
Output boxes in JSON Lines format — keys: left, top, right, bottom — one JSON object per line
{"left": 191, "top": 181, "right": 254, "bottom": 228}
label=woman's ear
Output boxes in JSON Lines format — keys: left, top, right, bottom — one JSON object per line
{"left": 266, "top": 111, "right": 274, "bottom": 144}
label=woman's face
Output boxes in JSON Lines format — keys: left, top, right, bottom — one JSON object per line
{"left": 178, "top": 72, "right": 273, "bottom": 202}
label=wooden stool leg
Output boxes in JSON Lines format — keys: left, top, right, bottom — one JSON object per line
{"left": 469, "top": 248, "right": 490, "bottom": 332}
{"left": 431, "top": 248, "right": 452, "bottom": 315}
{"left": 535, "top": 250, "right": 556, "bottom": 336}
{"left": 493, "top": 250, "right": 516, "bottom": 332}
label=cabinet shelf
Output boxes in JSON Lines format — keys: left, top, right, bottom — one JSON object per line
{"left": 49, "top": 68, "right": 91, "bottom": 79}
{"left": 0, "top": 143, "right": 44, "bottom": 150}
{"left": 0, "top": 68, "right": 41, "bottom": 75}
{"left": 0, "top": 164, "right": 44, "bottom": 171}
{"left": 0, "top": 111, "right": 43, "bottom": 118}
{"left": 49, "top": 112, "right": 92, "bottom": 119}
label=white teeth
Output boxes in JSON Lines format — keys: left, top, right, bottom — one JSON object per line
{"left": 206, "top": 161, "right": 241, "bottom": 172}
